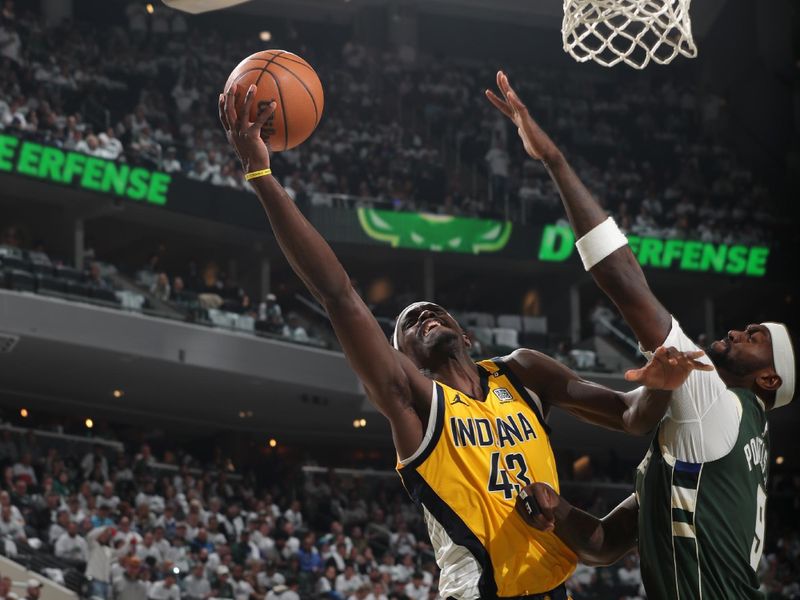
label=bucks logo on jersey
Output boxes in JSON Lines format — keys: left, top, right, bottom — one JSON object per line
{"left": 635, "top": 388, "right": 769, "bottom": 600}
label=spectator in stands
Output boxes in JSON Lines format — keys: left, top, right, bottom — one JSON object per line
{"left": 96, "top": 481, "right": 120, "bottom": 512}
{"left": 54, "top": 521, "right": 89, "bottom": 564}
{"left": 23, "top": 580, "right": 41, "bottom": 600}
{"left": 82, "top": 445, "right": 109, "bottom": 481}
{"left": 553, "top": 340, "right": 578, "bottom": 369}
{"left": 404, "top": 572, "right": 429, "bottom": 600}
{"left": 257, "top": 561, "right": 284, "bottom": 591}
{"left": 336, "top": 563, "right": 362, "bottom": 597}
{"left": 161, "top": 147, "right": 181, "bottom": 173}
{"left": 265, "top": 578, "right": 300, "bottom": 600}
{"left": 11, "top": 452, "right": 37, "bottom": 485}
{"left": 297, "top": 532, "right": 323, "bottom": 574}
{"left": 213, "top": 565, "right": 234, "bottom": 599}
{"left": 113, "top": 557, "right": 147, "bottom": 600}
{"left": 87, "top": 262, "right": 113, "bottom": 291}
{"left": 258, "top": 294, "right": 285, "bottom": 335}
{"left": 148, "top": 571, "right": 180, "bottom": 600}
{"left": 617, "top": 553, "right": 643, "bottom": 596}
{"left": 137, "top": 255, "right": 161, "bottom": 289}
{"left": 0, "top": 431, "right": 18, "bottom": 464}
{"left": 485, "top": 137, "right": 510, "bottom": 209}
{"left": 565, "top": 562, "right": 597, "bottom": 598}
{"left": 0, "top": 504, "right": 25, "bottom": 554}
{"left": 86, "top": 526, "right": 114, "bottom": 600}
{"left": 48, "top": 508, "right": 69, "bottom": 544}
{"left": 150, "top": 272, "right": 171, "bottom": 302}
{"left": 182, "top": 563, "right": 211, "bottom": 600}
{"left": 285, "top": 316, "right": 309, "bottom": 343}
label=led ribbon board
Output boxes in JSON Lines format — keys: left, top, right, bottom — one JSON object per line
{"left": 539, "top": 224, "right": 770, "bottom": 277}
{"left": 357, "top": 208, "right": 512, "bottom": 254}
{"left": 0, "top": 134, "right": 171, "bottom": 206}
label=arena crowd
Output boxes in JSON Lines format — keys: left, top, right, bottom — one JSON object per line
{"left": 0, "top": 0, "right": 778, "bottom": 245}
{"left": 0, "top": 422, "right": 798, "bottom": 600}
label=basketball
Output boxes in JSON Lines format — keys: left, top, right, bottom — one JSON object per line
{"left": 224, "top": 50, "right": 324, "bottom": 151}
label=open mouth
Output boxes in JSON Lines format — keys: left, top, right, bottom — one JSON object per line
{"left": 421, "top": 318, "right": 443, "bottom": 337}
{"left": 711, "top": 338, "right": 731, "bottom": 353}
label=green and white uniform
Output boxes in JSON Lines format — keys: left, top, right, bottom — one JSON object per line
{"left": 634, "top": 318, "right": 769, "bottom": 599}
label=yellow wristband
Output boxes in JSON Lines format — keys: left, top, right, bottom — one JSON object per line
{"left": 245, "top": 168, "right": 272, "bottom": 181}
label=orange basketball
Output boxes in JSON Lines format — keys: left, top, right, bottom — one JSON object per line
{"left": 224, "top": 50, "right": 324, "bottom": 151}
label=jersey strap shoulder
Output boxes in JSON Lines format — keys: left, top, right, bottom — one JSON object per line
{"left": 481, "top": 356, "right": 550, "bottom": 435}
{"left": 397, "top": 382, "right": 446, "bottom": 473}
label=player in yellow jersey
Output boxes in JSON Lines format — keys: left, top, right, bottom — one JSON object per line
{"left": 218, "top": 84, "right": 710, "bottom": 600}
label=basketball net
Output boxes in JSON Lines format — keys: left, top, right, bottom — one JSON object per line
{"left": 562, "top": 0, "right": 697, "bottom": 69}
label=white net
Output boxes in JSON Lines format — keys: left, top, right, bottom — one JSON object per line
{"left": 562, "top": 0, "right": 697, "bottom": 69}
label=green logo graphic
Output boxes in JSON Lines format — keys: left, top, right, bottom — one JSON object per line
{"left": 538, "top": 224, "right": 770, "bottom": 277}
{"left": 357, "top": 208, "right": 512, "bottom": 254}
{"left": 0, "top": 134, "right": 171, "bottom": 206}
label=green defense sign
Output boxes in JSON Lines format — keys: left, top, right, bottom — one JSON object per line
{"left": 539, "top": 224, "right": 770, "bottom": 276}
{"left": 0, "top": 134, "right": 170, "bottom": 205}
{"left": 357, "top": 208, "right": 512, "bottom": 254}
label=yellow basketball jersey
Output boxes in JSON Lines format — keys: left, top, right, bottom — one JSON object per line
{"left": 397, "top": 358, "right": 576, "bottom": 598}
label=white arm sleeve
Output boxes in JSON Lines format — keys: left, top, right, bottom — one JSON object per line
{"left": 641, "top": 317, "right": 742, "bottom": 463}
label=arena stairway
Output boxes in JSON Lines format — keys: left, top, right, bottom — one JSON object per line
{"left": 0, "top": 551, "right": 80, "bottom": 600}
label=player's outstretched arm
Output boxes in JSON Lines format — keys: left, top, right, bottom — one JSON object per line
{"left": 516, "top": 483, "right": 638, "bottom": 567}
{"left": 487, "top": 72, "right": 671, "bottom": 351}
{"left": 219, "top": 85, "right": 431, "bottom": 458}
{"left": 507, "top": 346, "right": 712, "bottom": 435}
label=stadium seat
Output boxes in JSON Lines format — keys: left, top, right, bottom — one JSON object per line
{"left": 522, "top": 316, "right": 548, "bottom": 334}
{"left": 208, "top": 308, "right": 236, "bottom": 328}
{"left": 54, "top": 265, "right": 84, "bottom": 282}
{"left": 234, "top": 315, "right": 255, "bottom": 332}
{"left": 89, "top": 286, "right": 120, "bottom": 304}
{"left": 0, "top": 246, "right": 31, "bottom": 271}
{"left": 28, "top": 250, "right": 54, "bottom": 273}
{"left": 36, "top": 273, "right": 65, "bottom": 294}
{"left": 64, "top": 280, "right": 91, "bottom": 297}
{"left": 5, "top": 268, "right": 36, "bottom": 292}
{"left": 497, "top": 314, "right": 523, "bottom": 331}
{"left": 116, "top": 290, "right": 146, "bottom": 310}
{"left": 493, "top": 327, "right": 519, "bottom": 349}
{"left": 462, "top": 312, "right": 496, "bottom": 327}
{"left": 471, "top": 326, "right": 494, "bottom": 347}
{"left": 570, "top": 349, "right": 597, "bottom": 370}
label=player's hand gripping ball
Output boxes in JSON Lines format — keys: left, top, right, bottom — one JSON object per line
{"left": 224, "top": 50, "right": 324, "bottom": 151}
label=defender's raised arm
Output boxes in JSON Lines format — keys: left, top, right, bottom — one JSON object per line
{"left": 219, "top": 84, "right": 431, "bottom": 458}
{"left": 486, "top": 72, "right": 671, "bottom": 351}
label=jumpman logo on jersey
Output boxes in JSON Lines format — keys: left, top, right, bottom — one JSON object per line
{"left": 451, "top": 394, "right": 468, "bottom": 406}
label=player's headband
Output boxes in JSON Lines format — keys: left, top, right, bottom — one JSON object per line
{"left": 391, "top": 301, "right": 450, "bottom": 351}
{"left": 761, "top": 322, "right": 796, "bottom": 408}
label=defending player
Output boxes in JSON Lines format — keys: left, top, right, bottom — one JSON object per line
{"left": 219, "top": 84, "right": 710, "bottom": 600}
{"left": 487, "top": 71, "right": 795, "bottom": 599}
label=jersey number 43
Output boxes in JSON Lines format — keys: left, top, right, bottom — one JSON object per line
{"left": 488, "top": 452, "right": 532, "bottom": 500}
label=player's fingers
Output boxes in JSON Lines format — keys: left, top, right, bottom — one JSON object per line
{"left": 251, "top": 100, "right": 277, "bottom": 133}
{"left": 506, "top": 90, "right": 528, "bottom": 115}
{"left": 624, "top": 367, "right": 645, "bottom": 382}
{"left": 690, "top": 360, "right": 715, "bottom": 371}
{"left": 224, "top": 84, "right": 238, "bottom": 133}
{"left": 218, "top": 93, "right": 230, "bottom": 131}
{"left": 485, "top": 89, "right": 512, "bottom": 118}
{"left": 239, "top": 84, "right": 256, "bottom": 130}
{"left": 533, "top": 515, "right": 555, "bottom": 532}
{"left": 499, "top": 71, "right": 514, "bottom": 97}
{"left": 496, "top": 70, "right": 507, "bottom": 99}
{"left": 684, "top": 350, "right": 707, "bottom": 360}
